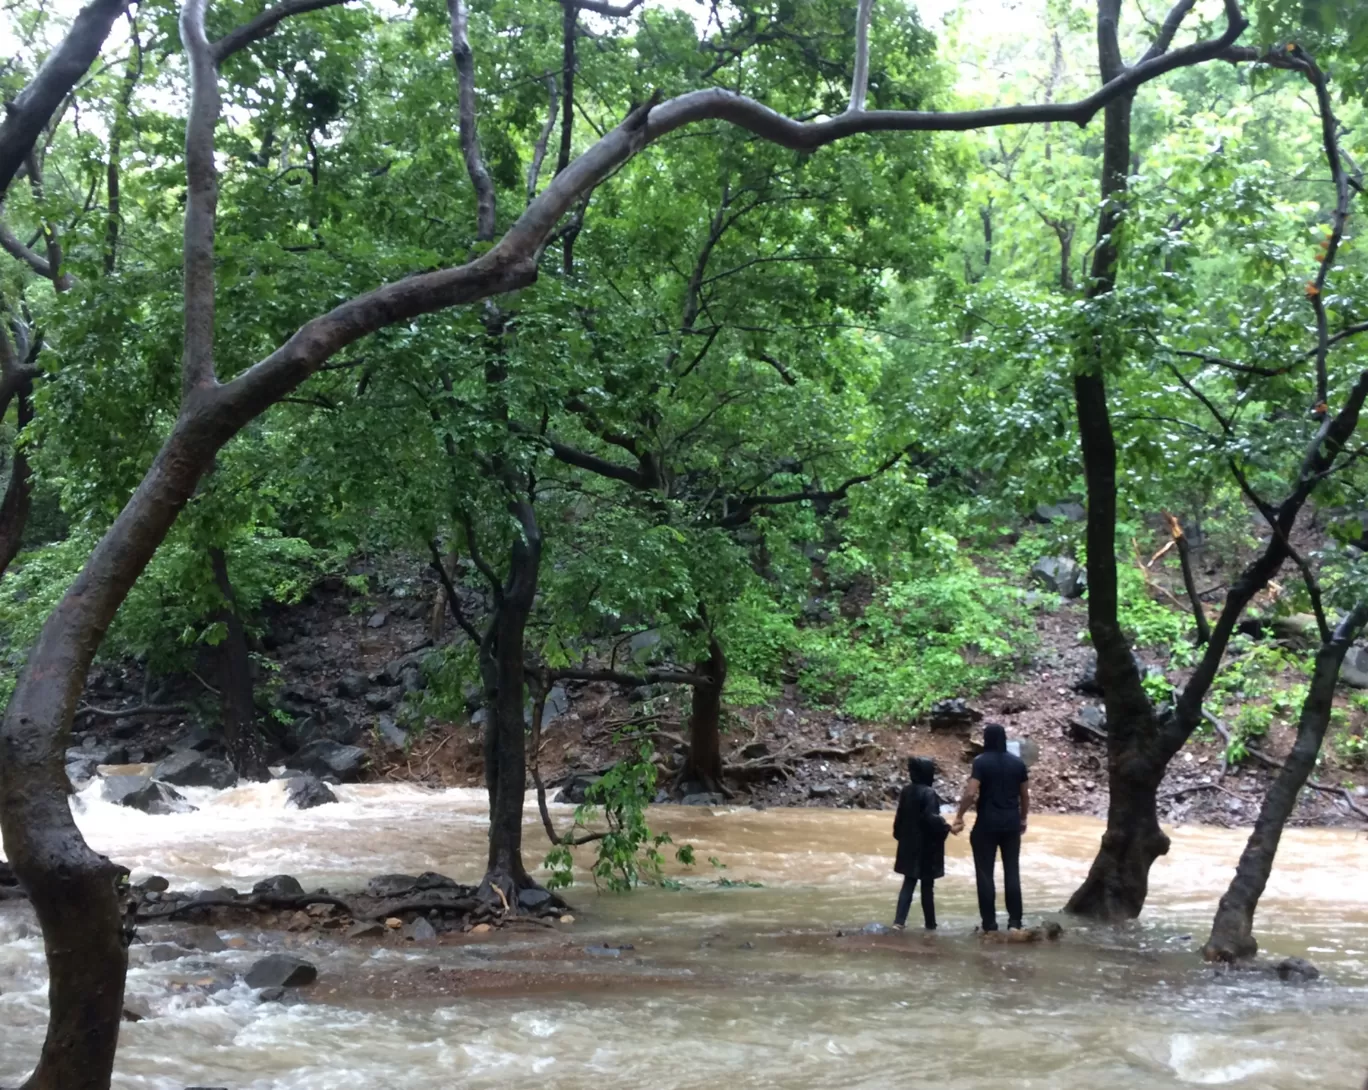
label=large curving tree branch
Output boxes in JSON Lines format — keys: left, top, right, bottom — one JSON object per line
{"left": 448, "top": 0, "right": 496, "bottom": 241}
{"left": 0, "top": 0, "right": 129, "bottom": 199}
{"left": 210, "top": 0, "right": 354, "bottom": 61}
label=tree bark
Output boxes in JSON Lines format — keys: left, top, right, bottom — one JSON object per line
{"left": 677, "top": 635, "right": 727, "bottom": 794}
{"left": 0, "top": 383, "right": 34, "bottom": 578}
{"left": 208, "top": 546, "right": 267, "bottom": 780}
{"left": 478, "top": 501, "right": 541, "bottom": 901}
{"left": 1066, "top": 0, "right": 1174, "bottom": 920}
{"left": 1203, "top": 605, "right": 1368, "bottom": 961}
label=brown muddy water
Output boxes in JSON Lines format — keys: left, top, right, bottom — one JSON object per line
{"left": 2, "top": 781, "right": 1367, "bottom": 1089}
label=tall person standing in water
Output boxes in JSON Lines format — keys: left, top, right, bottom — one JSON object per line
{"left": 891, "top": 757, "right": 952, "bottom": 930}
{"left": 951, "top": 723, "right": 1029, "bottom": 932}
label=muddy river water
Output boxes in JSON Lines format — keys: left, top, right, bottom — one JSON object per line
{"left": 2, "top": 782, "right": 1367, "bottom": 1088}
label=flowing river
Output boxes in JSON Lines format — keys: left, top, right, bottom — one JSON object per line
{"left": 3, "top": 781, "right": 1367, "bottom": 1089}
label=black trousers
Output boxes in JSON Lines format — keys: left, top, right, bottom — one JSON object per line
{"left": 970, "top": 826, "right": 1022, "bottom": 931}
{"left": 894, "top": 874, "right": 936, "bottom": 929}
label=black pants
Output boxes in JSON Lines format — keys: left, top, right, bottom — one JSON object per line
{"left": 894, "top": 874, "right": 936, "bottom": 929}
{"left": 970, "top": 826, "right": 1022, "bottom": 931}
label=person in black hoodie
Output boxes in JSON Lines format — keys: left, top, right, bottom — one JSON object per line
{"left": 951, "top": 722, "right": 1029, "bottom": 931}
{"left": 892, "top": 756, "right": 952, "bottom": 930}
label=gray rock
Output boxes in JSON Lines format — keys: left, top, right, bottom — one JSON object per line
{"left": 808, "top": 784, "right": 837, "bottom": 799}
{"left": 627, "top": 629, "right": 661, "bottom": 662}
{"left": 66, "top": 758, "right": 100, "bottom": 786}
{"left": 364, "top": 690, "right": 396, "bottom": 712}
{"left": 1078, "top": 705, "right": 1106, "bottom": 731}
{"left": 926, "top": 698, "right": 983, "bottom": 730}
{"left": 1276, "top": 956, "right": 1320, "bottom": 983}
{"left": 398, "top": 665, "right": 425, "bottom": 694}
{"left": 346, "top": 920, "right": 386, "bottom": 938}
{"left": 253, "top": 875, "right": 305, "bottom": 898}
{"left": 1340, "top": 646, "right": 1368, "bottom": 689}
{"left": 366, "top": 611, "right": 389, "bottom": 629}
{"left": 67, "top": 740, "right": 129, "bottom": 766}
{"left": 1075, "top": 651, "right": 1159, "bottom": 697}
{"left": 471, "top": 707, "right": 489, "bottom": 727}
{"left": 740, "top": 741, "right": 770, "bottom": 760}
{"left": 148, "top": 944, "right": 186, "bottom": 962}
{"left": 139, "top": 875, "right": 170, "bottom": 893}
{"left": 1030, "top": 556, "right": 1087, "bottom": 598}
{"left": 336, "top": 672, "right": 371, "bottom": 699}
{"left": 257, "top": 987, "right": 286, "bottom": 1003}
{"left": 181, "top": 927, "right": 226, "bottom": 953}
{"left": 682, "top": 792, "right": 725, "bottom": 806}
{"left": 286, "top": 740, "right": 366, "bottom": 782}
{"left": 1033, "top": 501, "right": 1086, "bottom": 523}
{"left": 375, "top": 715, "right": 408, "bottom": 750}
{"left": 180, "top": 726, "right": 226, "bottom": 753}
{"left": 106, "top": 777, "right": 195, "bottom": 815}
{"left": 405, "top": 917, "right": 438, "bottom": 942}
{"left": 245, "top": 954, "right": 317, "bottom": 989}
{"left": 542, "top": 684, "right": 570, "bottom": 724}
{"left": 555, "top": 774, "right": 600, "bottom": 805}
{"left": 518, "top": 887, "right": 553, "bottom": 910}
{"left": 284, "top": 775, "right": 337, "bottom": 810}
{"left": 366, "top": 874, "right": 421, "bottom": 898}
{"left": 154, "top": 751, "right": 238, "bottom": 791}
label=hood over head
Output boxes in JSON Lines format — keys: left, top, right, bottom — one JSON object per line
{"left": 983, "top": 722, "right": 1008, "bottom": 752}
{"left": 907, "top": 756, "right": 936, "bottom": 785}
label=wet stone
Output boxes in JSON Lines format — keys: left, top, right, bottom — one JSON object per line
{"left": 245, "top": 954, "right": 318, "bottom": 989}
{"left": 284, "top": 775, "right": 337, "bottom": 810}
{"left": 253, "top": 875, "right": 305, "bottom": 898}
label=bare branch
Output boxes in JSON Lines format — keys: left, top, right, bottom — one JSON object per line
{"left": 526, "top": 75, "right": 559, "bottom": 200}
{"left": 847, "top": 0, "right": 874, "bottom": 113}
{"left": 1136, "top": 0, "right": 1197, "bottom": 65}
{"left": 428, "top": 540, "right": 483, "bottom": 644}
{"left": 574, "top": 0, "right": 645, "bottom": 14}
{"left": 448, "top": 0, "right": 496, "bottom": 242}
{"left": 211, "top": 0, "right": 353, "bottom": 63}
{"left": 0, "top": 218, "right": 70, "bottom": 287}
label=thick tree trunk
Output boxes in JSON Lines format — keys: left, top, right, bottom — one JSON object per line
{"left": 0, "top": 406, "right": 226, "bottom": 1090}
{"left": 479, "top": 502, "right": 542, "bottom": 902}
{"left": 677, "top": 636, "right": 727, "bottom": 795}
{"left": 208, "top": 546, "right": 267, "bottom": 781}
{"left": 0, "top": 385, "right": 34, "bottom": 578}
{"left": 1204, "top": 607, "right": 1367, "bottom": 961}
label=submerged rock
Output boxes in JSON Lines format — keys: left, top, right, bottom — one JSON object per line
{"left": 284, "top": 775, "right": 337, "bottom": 810}
{"left": 518, "top": 887, "right": 553, "bottom": 911}
{"left": 1276, "top": 956, "right": 1320, "bottom": 983}
{"left": 105, "top": 776, "right": 196, "bottom": 815}
{"left": 405, "top": 917, "right": 438, "bottom": 943}
{"left": 245, "top": 953, "right": 318, "bottom": 989}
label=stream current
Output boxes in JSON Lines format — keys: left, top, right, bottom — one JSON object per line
{"left": 2, "top": 780, "right": 1366, "bottom": 1088}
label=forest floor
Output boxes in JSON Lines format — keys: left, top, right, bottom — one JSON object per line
{"left": 75, "top": 521, "right": 1368, "bottom": 829}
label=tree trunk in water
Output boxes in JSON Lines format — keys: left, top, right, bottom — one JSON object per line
{"left": 479, "top": 502, "right": 542, "bottom": 903}
{"left": 0, "top": 385, "right": 34, "bottom": 579}
{"left": 678, "top": 636, "right": 727, "bottom": 795}
{"left": 1204, "top": 607, "right": 1367, "bottom": 961}
{"left": 208, "top": 546, "right": 267, "bottom": 781}
{"left": 0, "top": 408, "right": 230, "bottom": 1090}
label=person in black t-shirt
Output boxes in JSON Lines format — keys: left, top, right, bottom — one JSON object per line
{"left": 950, "top": 722, "right": 1029, "bottom": 931}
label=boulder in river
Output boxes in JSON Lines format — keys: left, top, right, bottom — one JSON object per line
{"left": 1030, "top": 556, "right": 1086, "bottom": 598}
{"left": 104, "top": 775, "right": 196, "bottom": 815}
{"left": 286, "top": 739, "right": 367, "bottom": 782}
{"left": 154, "top": 750, "right": 238, "bottom": 791}
{"left": 1276, "top": 956, "right": 1320, "bottom": 983}
{"left": 365, "top": 874, "right": 422, "bottom": 898}
{"left": 66, "top": 757, "right": 100, "bottom": 786}
{"left": 518, "top": 887, "right": 553, "bottom": 911}
{"left": 66, "top": 739, "right": 129, "bottom": 766}
{"left": 244, "top": 954, "right": 317, "bottom": 989}
{"left": 405, "top": 917, "right": 438, "bottom": 943}
{"left": 253, "top": 875, "right": 305, "bottom": 898}
{"left": 284, "top": 775, "right": 337, "bottom": 810}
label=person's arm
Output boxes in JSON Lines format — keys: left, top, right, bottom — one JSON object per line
{"left": 920, "top": 786, "right": 947, "bottom": 831}
{"left": 950, "top": 778, "right": 978, "bottom": 835}
{"left": 893, "top": 789, "right": 908, "bottom": 841}
{"left": 1019, "top": 781, "right": 1030, "bottom": 835}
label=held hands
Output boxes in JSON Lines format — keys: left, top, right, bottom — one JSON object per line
{"left": 950, "top": 818, "right": 965, "bottom": 836}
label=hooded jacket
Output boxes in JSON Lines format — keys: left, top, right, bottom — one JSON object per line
{"left": 892, "top": 757, "right": 950, "bottom": 878}
{"left": 969, "top": 723, "right": 1028, "bottom": 834}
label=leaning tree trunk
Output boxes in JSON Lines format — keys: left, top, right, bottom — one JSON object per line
{"left": 208, "top": 546, "right": 268, "bottom": 781}
{"left": 677, "top": 635, "right": 727, "bottom": 796}
{"left": 0, "top": 410, "right": 229, "bottom": 1090}
{"left": 1204, "top": 606, "right": 1368, "bottom": 961}
{"left": 479, "top": 501, "right": 542, "bottom": 903}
